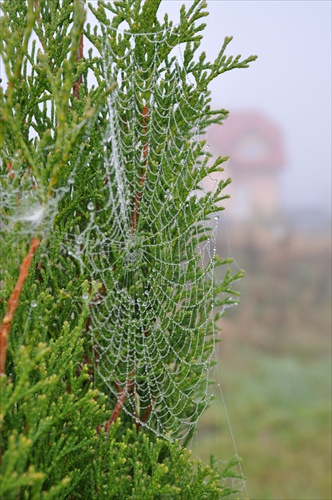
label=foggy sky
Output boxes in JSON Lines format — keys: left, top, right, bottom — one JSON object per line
{"left": 159, "top": 0, "right": 331, "bottom": 214}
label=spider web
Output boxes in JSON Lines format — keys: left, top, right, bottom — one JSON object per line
{"left": 0, "top": 13, "right": 234, "bottom": 442}
{"left": 63, "top": 21, "right": 228, "bottom": 440}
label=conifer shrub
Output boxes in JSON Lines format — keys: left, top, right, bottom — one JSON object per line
{"left": 0, "top": 1, "right": 256, "bottom": 497}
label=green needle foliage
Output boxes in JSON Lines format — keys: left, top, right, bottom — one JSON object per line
{"left": 0, "top": 0, "right": 256, "bottom": 497}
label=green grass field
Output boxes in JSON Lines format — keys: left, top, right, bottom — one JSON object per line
{"left": 192, "top": 230, "right": 331, "bottom": 500}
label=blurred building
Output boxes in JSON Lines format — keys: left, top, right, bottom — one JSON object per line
{"left": 206, "top": 111, "right": 285, "bottom": 221}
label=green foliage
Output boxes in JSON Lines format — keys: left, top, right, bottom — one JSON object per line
{"left": 1, "top": 282, "right": 108, "bottom": 498}
{"left": 0, "top": 0, "right": 255, "bottom": 497}
{"left": 82, "top": 421, "right": 239, "bottom": 499}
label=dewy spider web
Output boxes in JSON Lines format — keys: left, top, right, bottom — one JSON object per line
{"left": 1, "top": 10, "right": 234, "bottom": 442}
{"left": 66, "top": 21, "right": 226, "bottom": 440}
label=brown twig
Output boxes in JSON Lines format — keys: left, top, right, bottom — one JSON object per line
{"left": 96, "top": 109, "right": 149, "bottom": 431}
{"left": 103, "top": 105, "right": 150, "bottom": 431}
{"left": 73, "top": 32, "right": 84, "bottom": 99}
{"left": 6, "top": 162, "right": 15, "bottom": 180}
{"left": 131, "top": 105, "right": 149, "bottom": 233}
{"left": 104, "top": 369, "right": 136, "bottom": 433}
{"left": 136, "top": 401, "right": 153, "bottom": 431}
{"left": 0, "top": 238, "right": 40, "bottom": 374}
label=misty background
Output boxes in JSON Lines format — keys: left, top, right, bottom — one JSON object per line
{"left": 160, "top": 0, "right": 331, "bottom": 217}
{"left": 157, "top": 2, "right": 331, "bottom": 499}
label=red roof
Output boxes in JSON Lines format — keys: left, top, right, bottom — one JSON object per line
{"left": 207, "top": 112, "right": 285, "bottom": 169}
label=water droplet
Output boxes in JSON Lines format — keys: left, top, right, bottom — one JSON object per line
{"left": 31, "top": 300, "right": 37, "bottom": 308}
{"left": 87, "top": 202, "right": 94, "bottom": 211}
{"left": 68, "top": 178, "right": 75, "bottom": 185}
{"left": 83, "top": 293, "right": 89, "bottom": 300}
{"left": 214, "top": 215, "right": 219, "bottom": 221}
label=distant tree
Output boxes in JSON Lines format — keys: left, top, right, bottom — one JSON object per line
{"left": 0, "top": 0, "right": 256, "bottom": 497}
